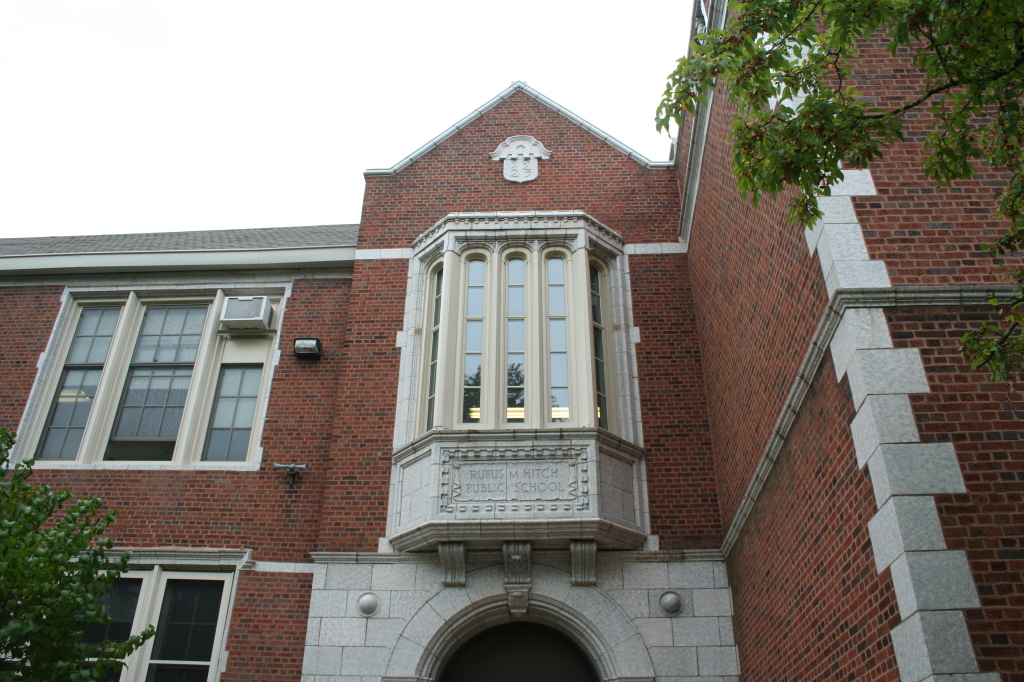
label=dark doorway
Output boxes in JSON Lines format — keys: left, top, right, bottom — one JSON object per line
{"left": 438, "top": 622, "right": 599, "bottom": 682}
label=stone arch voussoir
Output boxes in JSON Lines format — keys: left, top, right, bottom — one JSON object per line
{"left": 383, "top": 563, "right": 654, "bottom": 682}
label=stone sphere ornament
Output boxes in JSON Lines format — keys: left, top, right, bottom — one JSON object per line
{"left": 356, "top": 592, "right": 380, "bottom": 616}
{"left": 659, "top": 591, "right": 683, "bottom": 616}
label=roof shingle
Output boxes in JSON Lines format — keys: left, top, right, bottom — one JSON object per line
{"left": 0, "top": 224, "right": 359, "bottom": 256}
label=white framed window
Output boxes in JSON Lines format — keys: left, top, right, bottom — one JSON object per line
{"left": 419, "top": 245, "right": 619, "bottom": 433}
{"left": 23, "top": 290, "right": 281, "bottom": 467}
{"left": 84, "top": 569, "right": 233, "bottom": 682}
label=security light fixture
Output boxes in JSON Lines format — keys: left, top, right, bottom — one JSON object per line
{"left": 273, "top": 462, "right": 309, "bottom": 487}
{"left": 293, "top": 337, "right": 322, "bottom": 359}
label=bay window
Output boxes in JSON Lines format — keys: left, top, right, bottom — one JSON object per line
{"left": 419, "top": 242, "right": 619, "bottom": 434}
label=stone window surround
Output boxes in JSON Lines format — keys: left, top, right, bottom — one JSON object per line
{"left": 15, "top": 284, "right": 287, "bottom": 471}
{"left": 392, "top": 211, "right": 645, "bottom": 451}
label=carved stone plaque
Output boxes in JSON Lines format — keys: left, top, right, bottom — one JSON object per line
{"left": 455, "top": 461, "right": 576, "bottom": 502}
{"left": 490, "top": 135, "right": 552, "bottom": 183}
{"left": 440, "top": 446, "right": 589, "bottom": 512}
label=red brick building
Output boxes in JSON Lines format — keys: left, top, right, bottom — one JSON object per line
{"left": 1, "top": 35, "right": 1020, "bottom": 682}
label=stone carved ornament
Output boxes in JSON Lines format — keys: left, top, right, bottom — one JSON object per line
{"left": 490, "top": 135, "right": 551, "bottom": 183}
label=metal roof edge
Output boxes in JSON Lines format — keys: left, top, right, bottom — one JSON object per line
{"left": 0, "top": 244, "right": 357, "bottom": 276}
{"left": 364, "top": 81, "right": 674, "bottom": 177}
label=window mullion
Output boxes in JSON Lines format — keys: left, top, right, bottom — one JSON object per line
{"left": 434, "top": 250, "right": 461, "bottom": 429}
{"left": 525, "top": 255, "right": 544, "bottom": 430}
{"left": 569, "top": 255, "right": 597, "bottom": 428}
{"left": 174, "top": 290, "right": 226, "bottom": 463}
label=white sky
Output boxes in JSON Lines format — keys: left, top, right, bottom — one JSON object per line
{"left": 0, "top": 1, "right": 692, "bottom": 239}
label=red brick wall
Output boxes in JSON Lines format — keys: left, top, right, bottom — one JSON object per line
{"left": 316, "top": 259, "right": 406, "bottom": 551}
{"left": 680, "top": 91, "right": 829, "bottom": 530}
{"left": 850, "top": 40, "right": 1017, "bottom": 285}
{"left": 1, "top": 285, "right": 63, "bottom": 427}
{"left": 357, "top": 90, "right": 681, "bottom": 249}
{"left": 727, "top": 353, "right": 901, "bottom": 681}
{"left": 222, "top": 571, "right": 312, "bottom": 682}
{"left": 17, "top": 277, "right": 352, "bottom": 563}
{"left": 631, "top": 253, "right": 722, "bottom": 548}
{"left": 888, "top": 305, "right": 1024, "bottom": 679}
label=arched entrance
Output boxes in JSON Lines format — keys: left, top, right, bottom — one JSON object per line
{"left": 438, "top": 622, "right": 600, "bottom": 682}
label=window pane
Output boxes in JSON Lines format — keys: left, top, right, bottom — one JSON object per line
{"left": 113, "top": 367, "right": 193, "bottom": 438}
{"left": 145, "top": 664, "right": 209, "bottom": 682}
{"left": 551, "top": 388, "right": 570, "bottom": 422}
{"left": 234, "top": 398, "right": 257, "bottom": 428}
{"left": 507, "top": 319, "right": 525, "bottom": 353}
{"left": 163, "top": 308, "right": 186, "bottom": 335}
{"left": 184, "top": 307, "right": 207, "bottom": 335}
{"left": 548, "top": 257, "right": 564, "bottom": 284}
{"left": 40, "top": 307, "right": 121, "bottom": 460}
{"left": 507, "top": 388, "right": 525, "bottom": 422}
{"left": 227, "top": 430, "right": 251, "bottom": 460}
{"left": 205, "top": 430, "right": 230, "bottom": 461}
{"left": 142, "top": 307, "right": 165, "bottom": 334}
{"left": 508, "top": 286, "right": 525, "bottom": 317}
{"left": 463, "top": 388, "right": 481, "bottom": 423}
{"left": 508, "top": 258, "right": 526, "bottom": 317}
{"left": 549, "top": 319, "right": 567, "bottom": 351}
{"left": 508, "top": 258, "right": 525, "bottom": 284}
{"left": 507, "top": 354, "right": 525, "bottom": 386}
{"left": 134, "top": 307, "right": 208, "bottom": 364}
{"left": 239, "top": 368, "right": 262, "bottom": 395}
{"left": 463, "top": 354, "right": 482, "bottom": 386}
{"left": 467, "top": 287, "right": 485, "bottom": 317}
{"left": 211, "top": 398, "right": 236, "bottom": 428}
{"left": 38, "top": 368, "right": 102, "bottom": 460}
{"left": 597, "top": 393, "right": 609, "bottom": 430}
{"left": 96, "top": 307, "right": 121, "bottom": 335}
{"left": 465, "top": 320, "right": 483, "bottom": 353}
{"left": 82, "top": 578, "right": 143, "bottom": 644}
{"left": 548, "top": 285, "right": 565, "bottom": 316}
{"left": 468, "top": 260, "right": 486, "bottom": 286}
{"left": 220, "top": 367, "right": 243, "bottom": 395}
{"left": 431, "top": 270, "right": 444, "bottom": 327}
{"left": 152, "top": 580, "right": 224, "bottom": 663}
{"left": 550, "top": 353, "right": 569, "bottom": 387}
{"left": 203, "top": 366, "right": 262, "bottom": 461}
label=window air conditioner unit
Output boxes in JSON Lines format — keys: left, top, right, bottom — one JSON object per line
{"left": 221, "top": 296, "right": 272, "bottom": 330}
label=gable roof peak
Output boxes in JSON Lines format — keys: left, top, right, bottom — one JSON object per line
{"left": 364, "top": 81, "right": 673, "bottom": 177}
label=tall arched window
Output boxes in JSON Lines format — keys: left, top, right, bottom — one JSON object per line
{"left": 462, "top": 259, "right": 486, "bottom": 423}
{"left": 505, "top": 257, "right": 526, "bottom": 424}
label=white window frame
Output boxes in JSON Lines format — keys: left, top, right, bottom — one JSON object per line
{"left": 393, "top": 212, "right": 640, "bottom": 446}
{"left": 99, "top": 568, "right": 234, "bottom": 682}
{"left": 18, "top": 288, "right": 285, "bottom": 469}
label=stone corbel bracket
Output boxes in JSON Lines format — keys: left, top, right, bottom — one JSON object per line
{"left": 438, "top": 541, "right": 466, "bottom": 587}
{"left": 570, "top": 539, "right": 597, "bottom": 585}
{"left": 503, "top": 541, "right": 532, "bottom": 617}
